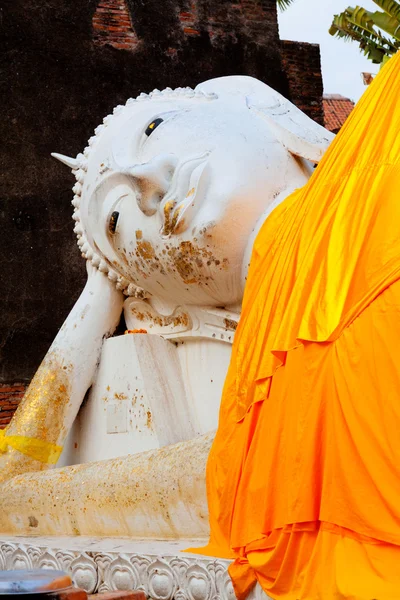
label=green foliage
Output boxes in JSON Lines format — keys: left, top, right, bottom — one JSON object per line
{"left": 277, "top": 0, "right": 295, "bottom": 11}
{"left": 330, "top": 0, "right": 400, "bottom": 64}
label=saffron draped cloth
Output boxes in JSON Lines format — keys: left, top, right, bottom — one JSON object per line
{"left": 188, "top": 53, "right": 400, "bottom": 599}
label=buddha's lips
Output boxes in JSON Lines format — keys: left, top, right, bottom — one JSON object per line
{"left": 159, "top": 153, "right": 209, "bottom": 236}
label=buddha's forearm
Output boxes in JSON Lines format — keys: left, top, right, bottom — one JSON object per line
{"left": 0, "top": 264, "right": 124, "bottom": 479}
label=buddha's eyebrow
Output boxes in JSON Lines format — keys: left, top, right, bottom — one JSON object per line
{"left": 145, "top": 109, "right": 182, "bottom": 126}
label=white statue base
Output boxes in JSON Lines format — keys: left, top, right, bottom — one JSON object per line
{"left": 0, "top": 536, "right": 271, "bottom": 600}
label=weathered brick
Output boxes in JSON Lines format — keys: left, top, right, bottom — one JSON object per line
{"left": 183, "top": 27, "right": 201, "bottom": 36}
{"left": 0, "top": 410, "right": 14, "bottom": 417}
{"left": 0, "top": 383, "right": 25, "bottom": 427}
{"left": 89, "top": 591, "right": 146, "bottom": 600}
{"left": 0, "top": 385, "right": 25, "bottom": 393}
{"left": 281, "top": 40, "right": 324, "bottom": 126}
{"left": 110, "top": 41, "right": 139, "bottom": 49}
{"left": 58, "top": 589, "right": 87, "bottom": 600}
{"left": 93, "top": 0, "right": 139, "bottom": 49}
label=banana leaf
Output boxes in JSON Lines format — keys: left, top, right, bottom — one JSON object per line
{"left": 372, "top": 0, "right": 400, "bottom": 21}
{"left": 330, "top": 4, "right": 400, "bottom": 64}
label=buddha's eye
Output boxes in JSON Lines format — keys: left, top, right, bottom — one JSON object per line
{"left": 145, "top": 118, "right": 164, "bottom": 136}
{"left": 109, "top": 211, "right": 119, "bottom": 234}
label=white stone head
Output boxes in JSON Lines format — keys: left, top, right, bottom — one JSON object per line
{"left": 54, "top": 76, "right": 333, "bottom": 310}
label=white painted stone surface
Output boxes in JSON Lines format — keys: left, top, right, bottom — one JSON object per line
{"left": 0, "top": 433, "right": 213, "bottom": 539}
{"left": 61, "top": 333, "right": 231, "bottom": 465}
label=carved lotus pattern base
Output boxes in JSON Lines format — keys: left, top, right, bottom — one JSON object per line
{"left": 0, "top": 541, "right": 245, "bottom": 600}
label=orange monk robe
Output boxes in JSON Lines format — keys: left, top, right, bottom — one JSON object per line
{"left": 188, "top": 52, "right": 400, "bottom": 600}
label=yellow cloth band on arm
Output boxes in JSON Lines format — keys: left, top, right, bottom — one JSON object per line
{"left": 0, "top": 428, "right": 62, "bottom": 464}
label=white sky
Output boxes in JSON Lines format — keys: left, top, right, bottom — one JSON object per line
{"left": 278, "top": 0, "right": 379, "bottom": 102}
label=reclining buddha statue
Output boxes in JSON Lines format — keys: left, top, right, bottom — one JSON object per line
{"left": 2, "top": 46, "right": 400, "bottom": 600}
{"left": 0, "top": 76, "right": 333, "bottom": 540}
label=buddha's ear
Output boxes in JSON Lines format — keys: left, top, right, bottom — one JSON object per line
{"left": 247, "top": 95, "right": 335, "bottom": 164}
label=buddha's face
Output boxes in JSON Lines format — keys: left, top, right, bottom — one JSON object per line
{"left": 75, "top": 77, "right": 328, "bottom": 307}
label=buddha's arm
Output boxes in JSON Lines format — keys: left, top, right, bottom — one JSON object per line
{"left": 0, "top": 262, "right": 124, "bottom": 482}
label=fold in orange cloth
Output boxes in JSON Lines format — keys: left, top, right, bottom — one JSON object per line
{"left": 188, "top": 53, "right": 400, "bottom": 599}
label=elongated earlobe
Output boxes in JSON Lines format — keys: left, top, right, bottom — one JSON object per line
{"left": 247, "top": 96, "right": 335, "bottom": 163}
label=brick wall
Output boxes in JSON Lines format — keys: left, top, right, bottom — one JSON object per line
{"left": 179, "top": 2, "right": 201, "bottom": 38}
{"left": 281, "top": 40, "right": 324, "bottom": 126}
{"left": 93, "top": 0, "right": 139, "bottom": 50}
{"left": 93, "top": 0, "right": 280, "bottom": 50}
{"left": 0, "top": 384, "right": 26, "bottom": 429}
{"left": 177, "top": 0, "right": 279, "bottom": 45}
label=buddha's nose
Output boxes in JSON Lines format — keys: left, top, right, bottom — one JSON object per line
{"left": 126, "top": 154, "right": 178, "bottom": 216}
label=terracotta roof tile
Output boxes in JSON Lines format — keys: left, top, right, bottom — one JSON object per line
{"left": 323, "top": 95, "right": 355, "bottom": 133}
